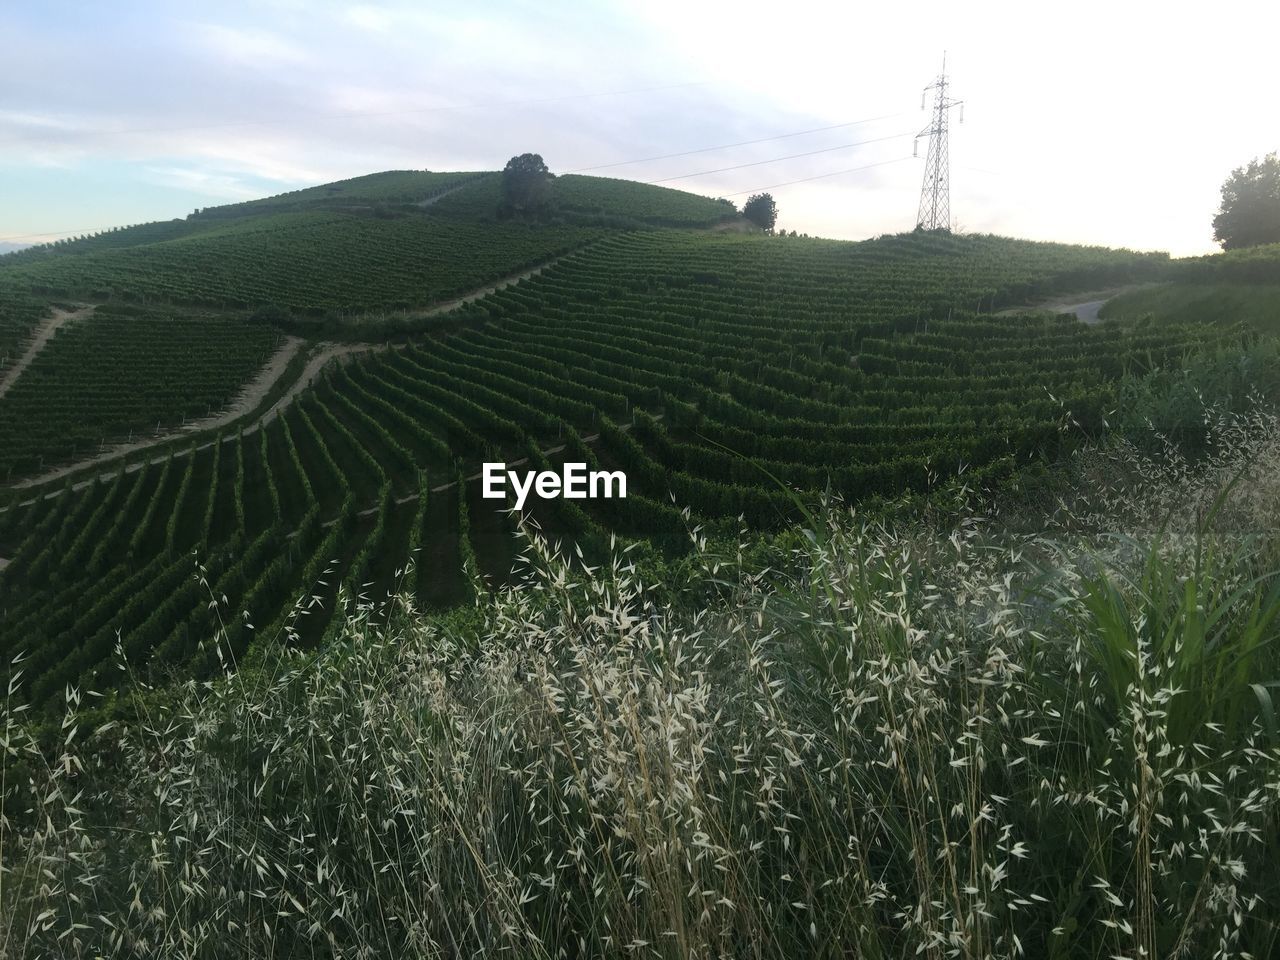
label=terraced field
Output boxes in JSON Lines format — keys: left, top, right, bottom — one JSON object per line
{"left": 426, "top": 172, "right": 739, "bottom": 226}
{"left": 190, "top": 169, "right": 488, "bottom": 217}
{"left": 0, "top": 304, "right": 281, "bottom": 480}
{"left": 1, "top": 219, "right": 1219, "bottom": 707}
{"left": 0, "top": 213, "right": 598, "bottom": 312}
{"left": 0, "top": 292, "right": 47, "bottom": 376}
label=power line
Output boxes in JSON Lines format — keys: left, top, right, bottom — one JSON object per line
{"left": 0, "top": 229, "right": 80, "bottom": 243}
{"left": 722, "top": 156, "right": 915, "bottom": 197}
{"left": 0, "top": 118, "right": 913, "bottom": 244}
{"left": 644, "top": 131, "right": 915, "bottom": 185}
{"left": 564, "top": 111, "right": 908, "bottom": 173}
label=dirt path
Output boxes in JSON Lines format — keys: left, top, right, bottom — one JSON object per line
{"left": 396, "top": 258, "right": 561, "bottom": 322}
{"left": 0, "top": 304, "right": 94, "bottom": 399}
{"left": 9, "top": 335, "right": 314, "bottom": 491}
{"left": 187, "top": 335, "right": 305, "bottom": 430}
{"left": 260, "top": 342, "right": 385, "bottom": 425}
{"left": 10, "top": 340, "right": 381, "bottom": 493}
{"left": 3, "top": 254, "right": 568, "bottom": 500}
{"left": 414, "top": 177, "right": 487, "bottom": 209}
{"left": 1000, "top": 283, "right": 1159, "bottom": 325}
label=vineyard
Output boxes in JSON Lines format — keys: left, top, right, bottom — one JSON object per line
{"left": 425, "top": 171, "right": 741, "bottom": 226}
{"left": 0, "top": 304, "right": 280, "bottom": 480}
{"left": 0, "top": 212, "right": 599, "bottom": 312}
{"left": 0, "top": 291, "right": 46, "bottom": 376}
{"left": 189, "top": 170, "right": 488, "bottom": 217}
{"left": 552, "top": 174, "right": 739, "bottom": 226}
{"left": 1176, "top": 240, "right": 1280, "bottom": 283}
{"left": 0, "top": 171, "right": 742, "bottom": 296}
{"left": 0, "top": 219, "right": 1229, "bottom": 707}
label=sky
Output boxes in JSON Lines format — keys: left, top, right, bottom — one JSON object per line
{"left": 1, "top": 0, "right": 1277, "bottom": 257}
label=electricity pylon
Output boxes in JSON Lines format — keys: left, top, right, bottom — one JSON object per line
{"left": 914, "top": 55, "right": 963, "bottom": 231}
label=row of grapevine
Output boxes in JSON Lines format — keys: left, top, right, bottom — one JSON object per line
{"left": 0, "top": 211, "right": 600, "bottom": 313}
{"left": 0, "top": 305, "right": 278, "bottom": 480}
{"left": 0, "top": 229, "right": 1218, "bottom": 707}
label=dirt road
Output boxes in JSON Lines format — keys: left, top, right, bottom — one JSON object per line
{"left": 3, "top": 253, "right": 568, "bottom": 499}
{"left": 414, "top": 177, "right": 487, "bottom": 209}
{"left": 10, "top": 339, "right": 378, "bottom": 492}
{"left": 396, "top": 258, "right": 561, "bottom": 322}
{"left": 9, "top": 335, "right": 309, "bottom": 490}
{"left": 0, "top": 304, "right": 94, "bottom": 399}
{"left": 1005, "top": 283, "right": 1158, "bottom": 325}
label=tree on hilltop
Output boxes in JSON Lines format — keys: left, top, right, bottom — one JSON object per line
{"left": 1213, "top": 153, "right": 1280, "bottom": 250}
{"left": 502, "top": 153, "right": 553, "bottom": 215}
{"left": 742, "top": 193, "right": 778, "bottom": 232}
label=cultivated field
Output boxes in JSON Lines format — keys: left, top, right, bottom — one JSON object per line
{"left": 2, "top": 171, "right": 1280, "bottom": 959}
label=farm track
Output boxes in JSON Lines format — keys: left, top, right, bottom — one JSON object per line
{"left": 1001, "top": 283, "right": 1161, "bottom": 324}
{"left": 0, "top": 304, "right": 95, "bottom": 399}
{"left": 2, "top": 255, "right": 566, "bottom": 503}
{"left": 389, "top": 257, "right": 560, "bottom": 323}
{"left": 413, "top": 177, "right": 490, "bottom": 209}
{"left": 8, "top": 335, "right": 314, "bottom": 492}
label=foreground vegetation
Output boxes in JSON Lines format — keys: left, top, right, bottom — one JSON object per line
{"left": 3, "top": 405, "right": 1279, "bottom": 959}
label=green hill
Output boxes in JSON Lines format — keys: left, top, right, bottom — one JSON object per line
{"left": 14, "top": 168, "right": 1280, "bottom": 713}
{"left": 425, "top": 172, "right": 738, "bottom": 227}
{"left": 0, "top": 211, "right": 597, "bottom": 311}
{"left": 0, "top": 204, "right": 1208, "bottom": 705}
{"left": 193, "top": 169, "right": 487, "bottom": 217}
{"left": 0, "top": 171, "right": 742, "bottom": 315}
{"left": 6, "top": 175, "right": 1280, "bottom": 960}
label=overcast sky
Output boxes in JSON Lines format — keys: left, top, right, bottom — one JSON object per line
{"left": 1, "top": 1, "right": 1276, "bottom": 256}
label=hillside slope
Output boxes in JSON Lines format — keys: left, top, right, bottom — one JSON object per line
{"left": 0, "top": 221, "right": 1205, "bottom": 707}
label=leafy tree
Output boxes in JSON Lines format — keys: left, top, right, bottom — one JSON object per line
{"left": 1213, "top": 153, "right": 1280, "bottom": 250}
{"left": 502, "top": 153, "right": 553, "bottom": 215}
{"left": 742, "top": 193, "right": 778, "bottom": 232}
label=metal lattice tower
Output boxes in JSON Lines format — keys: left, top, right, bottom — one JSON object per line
{"left": 915, "top": 55, "right": 963, "bottom": 231}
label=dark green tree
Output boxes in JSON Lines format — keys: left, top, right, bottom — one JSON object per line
{"left": 1213, "top": 153, "right": 1280, "bottom": 250}
{"left": 502, "top": 153, "right": 553, "bottom": 214}
{"left": 742, "top": 193, "right": 778, "bottom": 232}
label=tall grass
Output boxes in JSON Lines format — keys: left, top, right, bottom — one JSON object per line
{"left": 3, "top": 410, "right": 1280, "bottom": 958}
